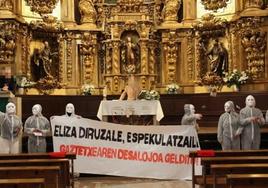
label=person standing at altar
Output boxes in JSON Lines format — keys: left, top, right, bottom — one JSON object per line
{"left": 119, "top": 74, "right": 141, "bottom": 101}
{"left": 240, "top": 95, "right": 265, "bottom": 150}
{"left": 181, "top": 104, "right": 202, "bottom": 131}
{"left": 0, "top": 102, "right": 22, "bottom": 154}
{"left": 24, "top": 104, "right": 51, "bottom": 153}
{"left": 217, "top": 101, "right": 241, "bottom": 150}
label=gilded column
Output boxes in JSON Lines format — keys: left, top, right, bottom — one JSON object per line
{"left": 61, "top": 0, "right": 76, "bottom": 27}
{"left": 0, "top": 0, "right": 14, "bottom": 17}
{"left": 140, "top": 39, "right": 148, "bottom": 74}
{"left": 163, "top": 31, "right": 177, "bottom": 83}
{"left": 80, "top": 32, "right": 97, "bottom": 83}
{"left": 112, "top": 40, "right": 120, "bottom": 75}
{"left": 66, "top": 32, "right": 74, "bottom": 83}
{"left": 183, "top": 0, "right": 196, "bottom": 23}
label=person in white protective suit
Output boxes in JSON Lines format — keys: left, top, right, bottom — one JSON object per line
{"left": 63, "top": 103, "right": 82, "bottom": 118}
{"left": 240, "top": 95, "right": 265, "bottom": 150}
{"left": 24, "top": 104, "right": 51, "bottom": 153}
{"left": 181, "top": 104, "right": 202, "bottom": 131}
{"left": 217, "top": 101, "right": 241, "bottom": 150}
{"left": 0, "top": 102, "right": 23, "bottom": 154}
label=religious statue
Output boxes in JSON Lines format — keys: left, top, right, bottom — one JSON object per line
{"left": 0, "top": 102, "right": 23, "bottom": 154}
{"left": 121, "top": 37, "right": 140, "bottom": 74}
{"left": 206, "top": 39, "right": 228, "bottom": 77}
{"left": 31, "top": 41, "right": 56, "bottom": 81}
{"left": 24, "top": 104, "right": 51, "bottom": 153}
{"left": 217, "top": 101, "right": 241, "bottom": 150}
{"left": 119, "top": 74, "right": 141, "bottom": 100}
{"left": 181, "top": 104, "right": 202, "bottom": 131}
{"left": 162, "top": 0, "right": 181, "bottom": 22}
{"left": 78, "top": 0, "right": 97, "bottom": 24}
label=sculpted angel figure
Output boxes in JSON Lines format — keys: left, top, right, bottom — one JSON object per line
{"left": 78, "top": 0, "right": 97, "bottom": 24}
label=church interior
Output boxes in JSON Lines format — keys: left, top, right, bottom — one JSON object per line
{"left": 1, "top": 0, "right": 268, "bottom": 187}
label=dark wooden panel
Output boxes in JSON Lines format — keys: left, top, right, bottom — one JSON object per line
{"left": 20, "top": 91, "right": 268, "bottom": 126}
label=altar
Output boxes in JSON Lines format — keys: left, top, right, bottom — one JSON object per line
{"left": 97, "top": 100, "right": 164, "bottom": 125}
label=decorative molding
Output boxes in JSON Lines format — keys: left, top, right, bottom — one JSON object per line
{"left": 193, "top": 14, "right": 228, "bottom": 39}
{"left": 0, "top": 0, "right": 13, "bottom": 11}
{"left": 29, "top": 15, "right": 64, "bottom": 32}
{"left": 25, "top": 0, "right": 59, "bottom": 15}
{"left": 201, "top": 0, "right": 229, "bottom": 11}
{"left": 116, "top": 0, "right": 143, "bottom": 13}
{"left": 231, "top": 17, "right": 266, "bottom": 79}
{"left": 80, "top": 32, "right": 96, "bottom": 83}
{"left": 0, "top": 21, "right": 19, "bottom": 64}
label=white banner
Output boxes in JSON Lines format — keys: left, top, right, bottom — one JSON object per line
{"left": 51, "top": 116, "right": 202, "bottom": 179}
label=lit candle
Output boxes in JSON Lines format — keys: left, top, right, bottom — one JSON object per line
{"left": 103, "top": 86, "right": 107, "bottom": 98}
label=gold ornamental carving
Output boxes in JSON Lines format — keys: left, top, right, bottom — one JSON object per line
{"left": 78, "top": 0, "right": 97, "bottom": 25}
{"left": 193, "top": 14, "right": 228, "bottom": 39}
{"left": 112, "top": 41, "right": 120, "bottom": 75}
{"left": 65, "top": 32, "right": 75, "bottom": 82}
{"left": 245, "top": 0, "right": 263, "bottom": 9}
{"left": 231, "top": 17, "right": 266, "bottom": 79}
{"left": 29, "top": 15, "right": 64, "bottom": 32}
{"left": 162, "top": 0, "right": 181, "bottom": 23}
{"left": 186, "top": 31, "right": 194, "bottom": 80}
{"left": 0, "top": 22, "right": 18, "bottom": 64}
{"left": 193, "top": 14, "right": 228, "bottom": 81}
{"left": 80, "top": 32, "right": 96, "bottom": 83}
{"left": 25, "top": 0, "right": 59, "bottom": 15}
{"left": 163, "top": 32, "right": 178, "bottom": 83}
{"left": 201, "top": 0, "right": 229, "bottom": 11}
{"left": 117, "top": 0, "right": 143, "bottom": 12}
{"left": 0, "top": 0, "right": 13, "bottom": 10}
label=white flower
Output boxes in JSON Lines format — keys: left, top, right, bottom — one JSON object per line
{"left": 17, "top": 76, "right": 36, "bottom": 88}
{"left": 166, "top": 83, "right": 180, "bottom": 94}
{"left": 81, "top": 84, "right": 95, "bottom": 94}
{"left": 223, "top": 70, "right": 249, "bottom": 88}
{"left": 138, "top": 89, "right": 160, "bottom": 100}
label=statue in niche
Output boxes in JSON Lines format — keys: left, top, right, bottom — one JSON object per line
{"left": 31, "top": 41, "right": 57, "bottom": 81}
{"left": 162, "top": 0, "right": 181, "bottom": 22}
{"left": 120, "top": 37, "right": 140, "bottom": 74}
{"left": 78, "top": 0, "right": 97, "bottom": 24}
{"left": 206, "top": 39, "right": 228, "bottom": 77}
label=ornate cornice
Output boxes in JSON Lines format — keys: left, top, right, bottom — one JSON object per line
{"left": 29, "top": 15, "right": 64, "bottom": 32}
{"left": 193, "top": 13, "right": 228, "bottom": 38}
{"left": 25, "top": 0, "right": 59, "bottom": 15}
{"left": 117, "top": 0, "right": 143, "bottom": 13}
{"left": 201, "top": 0, "right": 229, "bottom": 11}
{"left": 0, "top": 0, "right": 13, "bottom": 11}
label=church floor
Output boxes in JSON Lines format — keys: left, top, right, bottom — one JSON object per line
{"left": 74, "top": 176, "right": 193, "bottom": 188}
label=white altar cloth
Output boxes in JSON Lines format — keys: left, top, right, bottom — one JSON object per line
{"left": 97, "top": 100, "right": 164, "bottom": 122}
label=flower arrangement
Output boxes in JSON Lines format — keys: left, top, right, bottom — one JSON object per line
{"left": 223, "top": 69, "right": 249, "bottom": 88}
{"left": 201, "top": 72, "right": 223, "bottom": 87}
{"left": 166, "top": 83, "right": 180, "bottom": 94}
{"left": 199, "top": 72, "right": 224, "bottom": 97}
{"left": 17, "top": 76, "right": 36, "bottom": 88}
{"left": 138, "top": 89, "right": 160, "bottom": 100}
{"left": 81, "top": 83, "right": 95, "bottom": 95}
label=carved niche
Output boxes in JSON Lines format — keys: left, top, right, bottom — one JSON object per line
{"left": 193, "top": 14, "right": 228, "bottom": 82}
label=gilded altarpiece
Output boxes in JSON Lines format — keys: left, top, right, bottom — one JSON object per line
{"left": 0, "top": 0, "right": 268, "bottom": 95}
